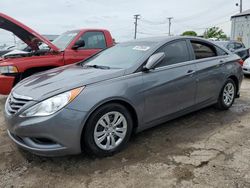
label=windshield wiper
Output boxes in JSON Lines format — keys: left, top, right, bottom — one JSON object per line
{"left": 83, "top": 64, "right": 110, "bottom": 69}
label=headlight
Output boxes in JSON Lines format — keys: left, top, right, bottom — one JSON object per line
{"left": 0, "top": 66, "right": 18, "bottom": 74}
{"left": 20, "top": 87, "right": 84, "bottom": 117}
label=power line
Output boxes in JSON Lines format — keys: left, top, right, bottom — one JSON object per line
{"left": 140, "top": 18, "right": 167, "bottom": 25}
{"left": 174, "top": 10, "right": 238, "bottom": 34}
{"left": 174, "top": 0, "right": 231, "bottom": 23}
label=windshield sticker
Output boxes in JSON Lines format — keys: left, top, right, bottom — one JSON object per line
{"left": 133, "top": 46, "right": 150, "bottom": 51}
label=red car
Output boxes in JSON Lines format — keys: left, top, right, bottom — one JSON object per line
{"left": 0, "top": 13, "right": 114, "bottom": 95}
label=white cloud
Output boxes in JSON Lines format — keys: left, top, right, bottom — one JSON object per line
{"left": 1, "top": 0, "right": 249, "bottom": 46}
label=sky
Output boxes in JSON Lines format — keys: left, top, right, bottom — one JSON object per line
{"left": 0, "top": 0, "right": 250, "bottom": 46}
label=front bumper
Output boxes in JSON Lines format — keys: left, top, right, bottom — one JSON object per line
{"left": 4, "top": 108, "right": 87, "bottom": 157}
{"left": 0, "top": 74, "right": 15, "bottom": 95}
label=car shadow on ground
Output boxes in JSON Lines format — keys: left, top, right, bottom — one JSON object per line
{"left": 12, "top": 97, "right": 249, "bottom": 176}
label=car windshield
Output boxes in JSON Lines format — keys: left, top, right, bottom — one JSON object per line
{"left": 82, "top": 41, "right": 157, "bottom": 69}
{"left": 52, "top": 31, "right": 79, "bottom": 50}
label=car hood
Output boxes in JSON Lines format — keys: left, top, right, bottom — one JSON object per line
{"left": 13, "top": 64, "right": 125, "bottom": 101}
{"left": 0, "top": 13, "right": 59, "bottom": 52}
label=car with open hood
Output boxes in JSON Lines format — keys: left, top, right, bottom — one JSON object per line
{"left": 4, "top": 36, "right": 243, "bottom": 157}
{"left": 0, "top": 13, "right": 114, "bottom": 95}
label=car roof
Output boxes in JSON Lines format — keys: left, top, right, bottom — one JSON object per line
{"left": 124, "top": 36, "right": 216, "bottom": 47}
{"left": 215, "top": 40, "right": 242, "bottom": 44}
{"left": 64, "top": 29, "right": 110, "bottom": 33}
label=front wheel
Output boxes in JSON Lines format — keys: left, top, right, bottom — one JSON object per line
{"left": 83, "top": 103, "right": 133, "bottom": 157}
{"left": 215, "top": 78, "right": 236, "bottom": 110}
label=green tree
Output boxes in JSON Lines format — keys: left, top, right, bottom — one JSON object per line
{"left": 182, "top": 31, "right": 197, "bottom": 36}
{"left": 204, "top": 27, "right": 227, "bottom": 40}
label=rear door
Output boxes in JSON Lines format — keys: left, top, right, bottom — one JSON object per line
{"left": 143, "top": 40, "right": 197, "bottom": 123}
{"left": 63, "top": 31, "right": 107, "bottom": 65}
{"left": 188, "top": 40, "right": 227, "bottom": 105}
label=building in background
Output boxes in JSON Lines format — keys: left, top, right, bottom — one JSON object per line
{"left": 231, "top": 9, "right": 250, "bottom": 48}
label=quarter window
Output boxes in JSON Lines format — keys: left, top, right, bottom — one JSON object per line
{"left": 155, "top": 40, "right": 190, "bottom": 67}
{"left": 191, "top": 41, "right": 216, "bottom": 59}
{"left": 234, "top": 42, "right": 243, "bottom": 49}
{"left": 227, "top": 43, "right": 234, "bottom": 50}
{"left": 215, "top": 46, "right": 228, "bottom": 56}
{"left": 76, "top": 31, "right": 107, "bottom": 49}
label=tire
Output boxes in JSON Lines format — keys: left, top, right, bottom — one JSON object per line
{"left": 215, "top": 78, "right": 236, "bottom": 110}
{"left": 83, "top": 103, "right": 133, "bottom": 157}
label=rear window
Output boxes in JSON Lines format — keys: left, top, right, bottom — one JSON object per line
{"left": 235, "top": 42, "right": 243, "bottom": 49}
{"left": 191, "top": 41, "right": 216, "bottom": 59}
{"left": 215, "top": 46, "right": 228, "bottom": 56}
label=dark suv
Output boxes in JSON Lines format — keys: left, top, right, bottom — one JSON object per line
{"left": 215, "top": 41, "right": 249, "bottom": 61}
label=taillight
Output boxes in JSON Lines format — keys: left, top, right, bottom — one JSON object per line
{"left": 238, "top": 59, "right": 244, "bottom": 66}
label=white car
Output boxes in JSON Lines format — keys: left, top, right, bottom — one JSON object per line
{"left": 243, "top": 58, "right": 250, "bottom": 75}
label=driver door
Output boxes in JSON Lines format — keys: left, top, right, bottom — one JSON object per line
{"left": 143, "top": 40, "right": 197, "bottom": 124}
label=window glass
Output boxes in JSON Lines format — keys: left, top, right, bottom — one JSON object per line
{"left": 83, "top": 41, "right": 157, "bottom": 69}
{"left": 155, "top": 40, "right": 190, "bottom": 67}
{"left": 235, "top": 42, "right": 243, "bottom": 49}
{"left": 77, "top": 32, "right": 107, "bottom": 49}
{"left": 52, "top": 31, "right": 79, "bottom": 50}
{"left": 215, "top": 46, "right": 228, "bottom": 56}
{"left": 191, "top": 41, "right": 216, "bottom": 59}
{"left": 227, "top": 43, "right": 234, "bottom": 50}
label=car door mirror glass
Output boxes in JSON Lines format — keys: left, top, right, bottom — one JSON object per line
{"left": 143, "top": 52, "right": 165, "bottom": 71}
{"left": 72, "top": 40, "right": 85, "bottom": 50}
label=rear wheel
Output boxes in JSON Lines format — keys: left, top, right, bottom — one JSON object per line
{"left": 83, "top": 103, "right": 133, "bottom": 157}
{"left": 215, "top": 78, "right": 236, "bottom": 110}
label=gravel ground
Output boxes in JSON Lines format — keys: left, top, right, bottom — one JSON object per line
{"left": 1, "top": 79, "right": 250, "bottom": 188}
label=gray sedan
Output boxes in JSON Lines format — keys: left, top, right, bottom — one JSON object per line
{"left": 4, "top": 36, "right": 243, "bottom": 157}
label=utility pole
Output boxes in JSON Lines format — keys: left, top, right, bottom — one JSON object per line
{"left": 236, "top": 0, "right": 243, "bottom": 13}
{"left": 167, "top": 17, "right": 173, "bottom": 36}
{"left": 134, "top": 14, "right": 140, "bottom": 39}
{"left": 240, "top": 0, "right": 243, "bottom": 13}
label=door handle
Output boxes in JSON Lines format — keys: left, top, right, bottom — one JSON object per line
{"left": 187, "top": 70, "right": 195, "bottom": 74}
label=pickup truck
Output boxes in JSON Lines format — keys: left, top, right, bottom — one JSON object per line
{"left": 0, "top": 13, "right": 114, "bottom": 95}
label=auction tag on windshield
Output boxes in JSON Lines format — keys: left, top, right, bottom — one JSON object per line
{"left": 133, "top": 46, "right": 150, "bottom": 51}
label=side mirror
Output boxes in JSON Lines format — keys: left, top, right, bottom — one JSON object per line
{"left": 72, "top": 40, "right": 85, "bottom": 50}
{"left": 143, "top": 52, "right": 165, "bottom": 71}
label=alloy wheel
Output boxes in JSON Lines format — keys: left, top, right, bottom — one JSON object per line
{"left": 223, "top": 82, "right": 235, "bottom": 106}
{"left": 93, "top": 111, "right": 128, "bottom": 150}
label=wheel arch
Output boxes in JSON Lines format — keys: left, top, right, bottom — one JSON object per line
{"left": 228, "top": 75, "right": 239, "bottom": 94}
{"left": 80, "top": 98, "right": 139, "bottom": 150}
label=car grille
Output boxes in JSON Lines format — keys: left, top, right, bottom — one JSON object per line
{"left": 6, "top": 93, "right": 33, "bottom": 115}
